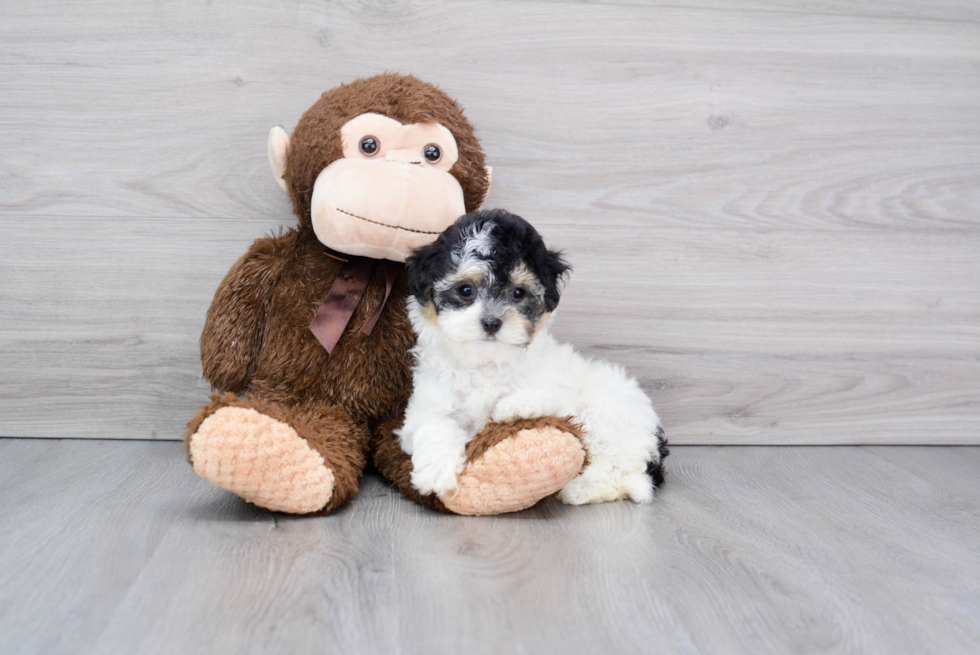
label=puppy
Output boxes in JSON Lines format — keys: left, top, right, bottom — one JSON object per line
{"left": 399, "top": 209, "right": 668, "bottom": 505}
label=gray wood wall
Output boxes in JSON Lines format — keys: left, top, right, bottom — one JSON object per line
{"left": 2, "top": 1, "right": 978, "bottom": 444}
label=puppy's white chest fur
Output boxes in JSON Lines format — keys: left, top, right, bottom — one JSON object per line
{"left": 450, "top": 337, "right": 577, "bottom": 433}
{"left": 445, "top": 357, "right": 520, "bottom": 437}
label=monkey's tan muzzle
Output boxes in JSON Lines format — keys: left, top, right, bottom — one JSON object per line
{"left": 311, "top": 158, "right": 466, "bottom": 262}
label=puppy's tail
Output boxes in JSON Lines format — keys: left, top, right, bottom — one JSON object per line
{"left": 646, "top": 426, "right": 670, "bottom": 487}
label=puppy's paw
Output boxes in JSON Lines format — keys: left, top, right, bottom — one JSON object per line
{"left": 557, "top": 463, "right": 652, "bottom": 506}
{"left": 556, "top": 479, "right": 596, "bottom": 506}
{"left": 411, "top": 454, "right": 465, "bottom": 497}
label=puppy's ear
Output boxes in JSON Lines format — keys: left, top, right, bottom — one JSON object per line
{"left": 537, "top": 247, "right": 571, "bottom": 311}
{"left": 406, "top": 240, "right": 447, "bottom": 304}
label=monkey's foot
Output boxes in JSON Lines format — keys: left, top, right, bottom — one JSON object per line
{"left": 440, "top": 419, "right": 586, "bottom": 516}
{"left": 188, "top": 406, "right": 334, "bottom": 514}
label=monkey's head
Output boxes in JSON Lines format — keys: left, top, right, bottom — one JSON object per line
{"left": 268, "top": 73, "right": 491, "bottom": 262}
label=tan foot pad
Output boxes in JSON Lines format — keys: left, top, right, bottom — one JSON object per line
{"left": 441, "top": 426, "right": 585, "bottom": 516}
{"left": 189, "top": 406, "right": 334, "bottom": 514}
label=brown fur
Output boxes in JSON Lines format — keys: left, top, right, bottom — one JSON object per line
{"left": 285, "top": 73, "right": 490, "bottom": 227}
{"left": 199, "top": 227, "right": 418, "bottom": 419}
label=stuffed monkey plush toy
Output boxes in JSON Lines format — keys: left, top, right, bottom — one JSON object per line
{"left": 186, "top": 73, "right": 587, "bottom": 515}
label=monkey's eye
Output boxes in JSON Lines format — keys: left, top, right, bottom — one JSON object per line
{"left": 511, "top": 288, "right": 526, "bottom": 302}
{"left": 359, "top": 136, "right": 380, "bottom": 157}
{"left": 423, "top": 144, "right": 442, "bottom": 163}
{"left": 457, "top": 284, "right": 474, "bottom": 299}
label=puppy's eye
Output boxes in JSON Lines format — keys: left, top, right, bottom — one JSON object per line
{"left": 359, "top": 136, "right": 380, "bottom": 156}
{"left": 423, "top": 144, "right": 442, "bottom": 163}
{"left": 511, "top": 288, "right": 526, "bottom": 301}
{"left": 458, "top": 284, "right": 474, "bottom": 299}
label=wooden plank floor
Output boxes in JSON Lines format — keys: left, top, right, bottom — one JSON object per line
{"left": 2, "top": 439, "right": 978, "bottom": 655}
{"left": 1, "top": 0, "right": 978, "bottom": 444}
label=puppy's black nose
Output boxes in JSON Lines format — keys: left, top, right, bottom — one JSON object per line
{"left": 482, "top": 316, "right": 503, "bottom": 334}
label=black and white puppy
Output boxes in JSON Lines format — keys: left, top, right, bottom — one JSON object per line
{"left": 400, "top": 209, "right": 668, "bottom": 504}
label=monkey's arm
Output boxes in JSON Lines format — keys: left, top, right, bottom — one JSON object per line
{"left": 200, "top": 231, "right": 294, "bottom": 393}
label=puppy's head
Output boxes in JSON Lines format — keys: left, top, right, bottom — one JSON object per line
{"left": 407, "top": 209, "right": 570, "bottom": 347}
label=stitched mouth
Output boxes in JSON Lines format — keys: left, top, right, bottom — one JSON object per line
{"left": 335, "top": 208, "right": 440, "bottom": 235}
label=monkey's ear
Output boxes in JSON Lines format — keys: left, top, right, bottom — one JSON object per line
{"left": 483, "top": 166, "right": 493, "bottom": 204}
{"left": 474, "top": 166, "right": 493, "bottom": 210}
{"left": 268, "top": 126, "right": 291, "bottom": 191}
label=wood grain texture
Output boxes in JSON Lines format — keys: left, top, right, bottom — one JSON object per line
{"left": 1, "top": 1, "right": 978, "bottom": 228}
{"left": 2, "top": 439, "right": 978, "bottom": 655}
{"left": 2, "top": 216, "right": 977, "bottom": 443}
{"left": 864, "top": 445, "right": 980, "bottom": 502}
{"left": 1, "top": 0, "right": 978, "bottom": 443}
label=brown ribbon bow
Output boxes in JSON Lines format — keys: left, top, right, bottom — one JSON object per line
{"left": 309, "top": 256, "right": 403, "bottom": 355}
